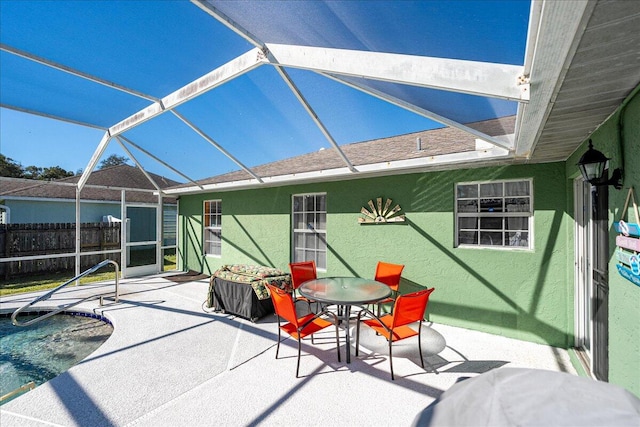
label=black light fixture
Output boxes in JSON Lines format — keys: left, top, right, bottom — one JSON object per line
{"left": 577, "top": 139, "right": 623, "bottom": 189}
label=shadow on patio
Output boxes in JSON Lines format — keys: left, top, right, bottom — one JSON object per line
{"left": 0, "top": 272, "right": 575, "bottom": 426}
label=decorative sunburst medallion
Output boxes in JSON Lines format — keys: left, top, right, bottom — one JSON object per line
{"left": 358, "top": 197, "right": 405, "bottom": 224}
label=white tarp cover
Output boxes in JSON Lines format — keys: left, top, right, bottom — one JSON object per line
{"left": 412, "top": 368, "right": 640, "bottom": 426}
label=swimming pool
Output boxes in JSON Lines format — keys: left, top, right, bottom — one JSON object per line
{"left": 0, "top": 311, "right": 113, "bottom": 404}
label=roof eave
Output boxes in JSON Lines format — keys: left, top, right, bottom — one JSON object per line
{"left": 165, "top": 146, "right": 513, "bottom": 195}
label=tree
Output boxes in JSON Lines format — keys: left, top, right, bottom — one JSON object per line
{"left": 41, "top": 166, "right": 75, "bottom": 180}
{"left": 0, "top": 155, "right": 75, "bottom": 180}
{"left": 99, "top": 154, "right": 129, "bottom": 169}
{"left": 0, "top": 154, "right": 24, "bottom": 178}
{"left": 23, "top": 165, "right": 43, "bottom": 180}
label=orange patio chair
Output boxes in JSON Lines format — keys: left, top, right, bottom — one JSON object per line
{"left": 355, "top": 287, "right": 436, "bottom": 380}
{"left": 267, "top": 284, "right": 341, "bottom": 378}
{"left": 373, "top": 261, "right": 405, "bottom": 316}
{"left": 289, "top": 260, "right": 318, "bottom": 311}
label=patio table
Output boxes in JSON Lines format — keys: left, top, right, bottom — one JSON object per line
{"left": 298, "top": 277, "right": 390, "bottom": 363}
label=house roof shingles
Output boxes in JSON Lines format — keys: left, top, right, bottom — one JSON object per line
{"left": 1, "top": 165, "right": 179, "bottom": 204}
{"left": 177, "top": 115, "right": 516, "bottom": 189}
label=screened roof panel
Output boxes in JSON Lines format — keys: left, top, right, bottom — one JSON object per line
{"left": 119, "top": 112, "right": 242, "bottom": 181}
{"left": 209, "top": 0, "right": 529, "bottom": 63}
{"left": 0, "top": 50, "right": 149, "bottom": 128}
{"left": 1, "top": 0, "right": 532, "bottom": 185}
{"left": 171, "top": 69, "right": 330, "bottom": 170}
{"left": 339, "top": 77, "right": 520, "bottom": 125}
{"left": 5, "top": 1, "right": 634, "bottom": 190}
{"left": 280, "top": 68, "right": 441, "bottom": 143}
{"left": 0, "top": 0, "right": 252, "bottom": 98}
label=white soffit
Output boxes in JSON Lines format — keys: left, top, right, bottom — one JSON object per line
{"left": 514, "top": 0, "right": 595, "bottom": 157}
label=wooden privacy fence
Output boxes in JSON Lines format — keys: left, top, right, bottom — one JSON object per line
{"left": 0, "top": 222, "right": 121, "bottom": 279}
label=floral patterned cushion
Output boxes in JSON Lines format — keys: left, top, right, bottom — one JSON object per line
{"left": 212, "top": 264, "right": 292, "bottom": 300}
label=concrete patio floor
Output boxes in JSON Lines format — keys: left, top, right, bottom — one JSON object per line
{"left": 1, "top": 272, "right": 577, "bottom": 426}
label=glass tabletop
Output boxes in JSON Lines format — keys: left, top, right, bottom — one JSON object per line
{"left": 298, "top": 277, "right": 391, "bottom": 305}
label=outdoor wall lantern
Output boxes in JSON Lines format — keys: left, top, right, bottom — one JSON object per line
{"left": 577, "top": 139, "right": 623, "bottom": 189}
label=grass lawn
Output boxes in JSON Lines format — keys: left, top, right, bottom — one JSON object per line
{"left": 0, "top": 254, "right": 177, "bottom": 297}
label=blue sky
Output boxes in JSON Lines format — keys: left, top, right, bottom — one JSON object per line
{"left": 0, "top": 1, "right": 531, "bottom": 182}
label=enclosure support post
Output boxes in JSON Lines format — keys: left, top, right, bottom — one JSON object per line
{"left": 121, "top": 189, "right": 127, "bottom": 279}
{"left": 157, "top": 193, "right": 163, "bottom": 274}
{"left": 75, "top": 188, "right": 81, "bottom": 285}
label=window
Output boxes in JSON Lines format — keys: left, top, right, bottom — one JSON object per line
{"left": 292, "top": 193, "right": 327, "bottom": 270}
{"left": 204, "top": 200, "right": 222, "bottom": 256}
{"left": 162, "top": 204, "right": 177, "bottom": 247}
{"left": 455, "top": 179, "right": 532, "bottom": 249}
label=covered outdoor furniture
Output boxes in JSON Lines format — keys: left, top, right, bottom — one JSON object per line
{"left": 411, "top": 367, "right": 640, "bottom": 426}
{"left": 207, "top": 264, "right": 292, "bottom": 322}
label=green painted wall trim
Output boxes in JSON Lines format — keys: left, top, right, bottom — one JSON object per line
{"left": 179, "top": 161, "right": 570, "bottom": 349}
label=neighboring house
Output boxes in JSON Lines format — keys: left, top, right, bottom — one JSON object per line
{"left": 0, "top": 165, "right": 179, "bottom": 224}
{"left": 169, "top": 90, "right": 640, "bottom": 398}
{"left": 1, "top": 165, "right": 180, "bottom": 278}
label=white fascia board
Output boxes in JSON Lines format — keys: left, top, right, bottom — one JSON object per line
{"left": 514, "top": 0, "right": 594, "bottom": 157}
{"left": 475, "top": 135, "right": 515, "bottom": 151}
{"left": 108, "top": 47, "right": 267, "bottom": 137}
{"left": 355, "top": 146, "right": 511, "bottom": 174}
{"left": 165, "top": 147, "right": 511, "bottom": 195}
{"left": 266, "top": 43, "right": 527, "bottom": 102}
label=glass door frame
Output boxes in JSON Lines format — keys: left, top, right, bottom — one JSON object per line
{"left": 574, "top": 177, "right": 593, "bottom": 372}
{"left": 122, "top": 202, "right": 160, "bottom": 278}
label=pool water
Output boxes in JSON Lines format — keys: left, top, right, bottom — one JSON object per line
{"left": 0, "top": 312, "right": 113, "bottom": 404}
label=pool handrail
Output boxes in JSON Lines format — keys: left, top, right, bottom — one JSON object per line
{"left": 11, "top": 259, "right": 120, "bottom": 327}
{"left": 0, "top": 381, "right": 36, "bottom": 403}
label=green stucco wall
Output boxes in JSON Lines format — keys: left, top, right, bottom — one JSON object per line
{"left": 179, "top": 161, "right": 570, "bottom": 348}
{"left": 566, "top": 85, "right": 640, "bottom": 397}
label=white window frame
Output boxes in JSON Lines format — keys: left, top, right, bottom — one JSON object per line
{"left": 203, "top": 199, "right": 222, "bottom": 257}
{"left": 455, "top": 178, "right": 533, "bottom": 250}
{"left": 292, "top": 193, "right": 327, "bottom": 270}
